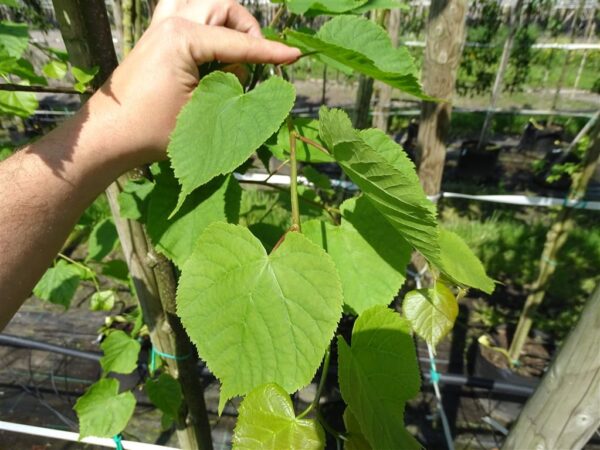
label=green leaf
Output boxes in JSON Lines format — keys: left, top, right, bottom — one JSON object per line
{"left": 0, "top": 21, "right": 28, "bottom": 58}
{"left": 268, "top": 118, "right": 333, "bottom": 163}
{"left": 90, "top": 290, "right": 117, "bottom": 312}
{"left": 177, "top": 223, "right": 343, "bottom": 413}
{"left": 101, "top": 260, "right": 129, "bottom": 283}
{"left": 303, "top": 197, "right": 411, "bottom": 315}
{"left": 283, "top": 16, "right": 424, "bottom": 97}
{"left": 100, "top": 330, "right": 141, "bottom": 374}
{"left": 118, "top": 178, "right": 154, "bottom": 221}
{"left": 42, "top": 59, "right": 68, "bottom": 80}
{"left": 0, "top": 57, "right": 46, "bottom": 85}
{"left": 319, "top": 107, "right": 440, "bottom": 265}
{"left": 286, "top": 0, "right": 367, "bottom": 14}
{"left": 87, "top": 217, "right": 118, "bottom": 261}
{"left": 359, "top": 128, "right": 417, "bottom": 176}
{"left": 33, "top": 260, "right": 82, "bottom": 308}
{"left": 438, "top": 228, "right": 495, "bottom": 293}
{"left": 74, "top": 378, "right": 136, "bottom": 439}
{"left": 353, "top": 0, "right": 409, "bottom": 13}
{"left": 0, "top": 144, "right": 13, "bottom": 161}
{"left": 337, "top": 305, "right": 421, "bottom": 450}
{"left": 303, "top": 166, "right": 332, "bottom": 191}
{"left": 147, "top": 164, "right": 241, "bottom": 267}
{"left": 233, "top": 383, "right": 325, "bottom": 450}
{"left": 71, "top": 65, "right": 98, "bottom": 92}
{"left": 0, "top": 90, "right": 37, "bottom": 118}
{"left": 343, "top": 408, "right": 372, "bottom": 450}
{"left": 0, "top": 0, "right": 20, "bottom": 7}
{"left": 402, "top": 282, "right": 458, "bottom": 349}
{"left": 145, "top": 373, "right": 182, "bottom": 420}
{"left": 168, "top": 71, "right": 295, "bottom": 213}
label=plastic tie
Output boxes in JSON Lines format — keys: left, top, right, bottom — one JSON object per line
{"left": 113, "top": 434, "right": 123, "bottom": 450}
{"left": 150, "top": 347, "right": 192, "bottom": 373}
{"left": 430, "top": 368, "right": 441, "bottom": 384}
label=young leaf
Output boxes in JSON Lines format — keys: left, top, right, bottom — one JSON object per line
{"left": 100, "top": 330, "right": 141, "bottom": 374}
{"left": 90, "top": 290, "right": 117, "bottom": 312}
{"left": 0, "top": 57, "right": 47, "bottom": 85}
{"left": 303, "top": 197, "right": 411, "bottom": 315}
{"left": 147, "top": 164, "right": 241, "bottom": 267}
{"left": 71, "top": 65, "right": 98, "bottom": 92}
{"left": 319, "top": 107, "right": 441, "bottom": 265}
{"left": 42, "top": 59, "right": 68, "bottom": 80}
{"left": 283, "top": 16, "right": 425, "bottom": 98}
{"left": 0, "top": 21, "right": 29, "bottom": 58}
{"left": 337, "top": 305, "right": 421, "bottom": 450}
{"left": 117, "top": 178, "right": 154, "bottom": 221}
{"left": 177, "top": 222, "right": 343, "bottom": 413}
{"left": 232, "top": 383, "right": 325, "bottom": 450}
{"left": 0, "top": 90, "right": 37, "bottom": 118}
{"left": 33, "top": 260, "right": 82, "bottom": 308}
{"left": 74, "top": 378, "right": 136, "bottom": 439}
{"left": 145, "top": 373, "right": 182, "bottom": 422}
{"left": 402, "top": 282, "right": 458, "bottom": 349}
{"left": 438, "top": 228, "right": 495, "bottom": 293}
{"left": 168, "top": 71, "right": 295, "bottom": 213}
{"left": 87, "top": 217, "right": 118, "bottom": 262}
{"left": 101, "top": 260, "right": 130, "bottom": 283}
{"left": 0, "top": 0, "right": 20, "bottom": 7}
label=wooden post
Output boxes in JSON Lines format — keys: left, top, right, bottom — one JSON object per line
{"left": 51, "top": 2, "right": 213, "bottom": 449}
{"left": 502, "top": 283, "right": 600, "bottom": 450}
{"left": 508, "top": 115, "right": 600, "bottom": 361}
{"left": 415, "top": 0, "right": 467, "bottom": 196}
{"left": 121, "top": 0, "right": 133, "bottom": 55}
{"left": 353, "top": 74, "right": 374, "bottom": 129}
{"left": 477, "top": 0, "right": 524, "bottom": 151}
{"left": 571, "top": 6, "right": 595, "bottom": 95}
{"left": 373, "top": 8, "right": 400, "bottom": 133}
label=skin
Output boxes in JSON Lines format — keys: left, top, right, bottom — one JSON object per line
{"left": 0, "top": 0, "right": 300, "bottom": 330}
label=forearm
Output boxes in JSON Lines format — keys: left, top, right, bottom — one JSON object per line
{"left": 0, "top": 98, "right": 131, "bottom": 330}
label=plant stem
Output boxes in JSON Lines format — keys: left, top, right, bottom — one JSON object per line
{"left": 294, "top": 133, "right": 331, "bottom": 156}
{"left": 298, "top": 347, "right": 331, "bottom": 419}
{"left": 0, "top": 83, "right": 90, "bottom": 95}
{"left": 287, "top": 116, "right": 301, "bottom": 231}
{"left": 57, "top": 253, "right": 100, "bottom": 291}
{"left": 269, "top": 5, "right": 286, "bottom": 29}
{"left": 263, "top": 159, "right": 290, "bottom": 183}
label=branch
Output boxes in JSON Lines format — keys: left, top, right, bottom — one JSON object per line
{"left": 0, "top": 83, "right": 90, "bottom": 95}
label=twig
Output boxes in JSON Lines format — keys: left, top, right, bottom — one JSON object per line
{"left": 298, "top": 348, "right": 331, "bottom": 419}
{"left": 287, "top": 116, "right": 301, "bottom": 231}
{"left": 263, "top": 159, "right": 290, "bottom": 183}
{"left": 0, "top": 83, "right": 90, "bottom": 95}
{"left": 294, "top": 133, "right": 331, "bottom": 156}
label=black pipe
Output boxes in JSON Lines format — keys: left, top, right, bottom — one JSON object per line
{"left": 0, "top": 333, "right": 101, "bottom": 362}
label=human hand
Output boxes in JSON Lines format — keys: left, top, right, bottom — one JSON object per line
{"left": 86, "top": 0, "right": 300, "bottom": 169}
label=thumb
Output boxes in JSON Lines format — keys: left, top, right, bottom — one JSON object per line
{"left": 187, "top": 25, "right": 301, "bottom": 66}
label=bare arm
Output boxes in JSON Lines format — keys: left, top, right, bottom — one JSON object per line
{"left": 0, "top": 0, "right": 300, "bottom": 330}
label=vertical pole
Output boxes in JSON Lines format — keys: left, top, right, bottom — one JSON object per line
{"left": 415, "top": 0, "right": 468, "bottom": 196}
{"left": 51, "top": 2, "right": 213, "bottom": 448}
{"left": 571, "top": 6, "right": 595, "bottom": 95}
{"left": 503, "top": 283, "right": 600, "bottom": 450}
{"left": 508, "top": 116, "right": 600, "bottom": 361}
{"left": 477, "top": 0, "right": 524, "bottom": 151}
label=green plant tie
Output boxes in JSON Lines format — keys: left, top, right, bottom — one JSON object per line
{"left": 113, "top": 434, "right": 123, "bottom": 450}
{"left": 150, "top": 347, "right": 192, "bottom": 373}
{"left": 542, "top": 256, "right": 558, "bottom": 267}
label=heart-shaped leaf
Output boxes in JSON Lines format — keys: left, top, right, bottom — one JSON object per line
{"left": 74, "top": 378, "right": 136, "bottom": 439}
{"left": 100, "top": 330, "right": 141, "bottom": 375}
{"left": 402, "top": 282, "right": 458, "bottom": 349}
{"left": 177, "top": 222, "right": 343, "bottom": 412}
{"left": 232, "top": 383, "right": 325, "bottom": 449}
{"left": 168, "top": 71, "right": 295, "bottom": 213}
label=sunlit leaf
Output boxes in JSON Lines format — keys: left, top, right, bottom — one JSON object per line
{"left": 0, "top": 21, "right": 29, "bottom": 58}
{"left": 33, "top": 260, "right": 82, "bottom": 308}
{"left": 177, "top": 222, "right": 343, "bottom": 413}
{"left": 90, "top": 290, "right": 117, "bottom": 312}
{"left": 87, "top": 217, "right": 118, "bottom": 261}
{"left": 100, "top": 330, "right": 141, "bottom": 374}
{"left": 233, "top": 383, "right": 325, "bottom": 450}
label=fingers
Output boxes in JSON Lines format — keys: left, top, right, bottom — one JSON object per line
{"left": 188, "top": 26, "right": 301, "bottom": 66}
{"left": 220, "top": 2, "right": 263, "bottom": 38}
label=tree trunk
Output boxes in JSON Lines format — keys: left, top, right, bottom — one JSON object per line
{"left": 51, "top": 2, "right": 213, "bottom": 449}
{"left": 415, "top": 0, "right": 468, "bottom": 196}
{"left": 373, "top": 8, "right": 400, "bottom": 132}
{"left": 508, "top": 115, "right": 600, "bottom": 361}
{"left": 353, "top": 74, "right": 374, "bottom": 129}
{"left": 477, "top": 0, "right": 524, "bottom": 151}
{"left": 502, "top": 283, "right": 600, "bottom": 450}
